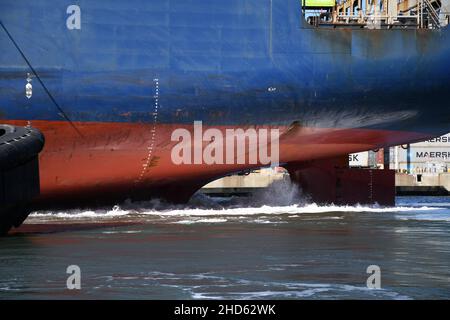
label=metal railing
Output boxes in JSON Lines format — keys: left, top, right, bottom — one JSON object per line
{"left": 421, "top": 0, "right": 441, "bottom": 28}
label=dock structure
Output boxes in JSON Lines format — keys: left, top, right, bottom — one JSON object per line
{"left": 396, "top": 172, "right": 450, "bottom": 195}
{"left": 302, "top": 0, "right": 449, "bottom": 29}
{"left": 201, "top": 168, "right": 288, "bottom": 197}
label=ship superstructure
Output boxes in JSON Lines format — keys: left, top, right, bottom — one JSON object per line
{"left": 303, "top": 0, "right": 449, "bottom": 29}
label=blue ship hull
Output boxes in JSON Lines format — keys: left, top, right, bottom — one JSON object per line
{"left": 1, "top": 0, "right": 449, "bottom": 130}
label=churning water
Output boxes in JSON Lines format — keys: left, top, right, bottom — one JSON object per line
{"left": 0, "top": 181, "right": 449, "bottom": 299}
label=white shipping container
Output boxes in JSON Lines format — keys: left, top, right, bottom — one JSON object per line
{"left": 390, "top": 133, "right": 450, "bottom": 173}
{"left": 349, "top": 152, "right": 369, "bottom": 167}
{"left": 395, "top": 147, "right": 450, "bottom": 162}
{"left": 406, "top": 133, "right": 450, "bottom": 147}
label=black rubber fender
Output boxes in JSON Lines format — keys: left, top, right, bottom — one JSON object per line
{"left": 0, "top": 124, "right": 45, "bottom": 170}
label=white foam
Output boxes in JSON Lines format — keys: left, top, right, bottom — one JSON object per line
{"left": 396, "top": 212, "right": 450, "bottom": 222}
{"left": 191, "top": 288, "right": 331, "bottom": 299}
{"left": 30, "top": 205, "right": 131, "bottom": 219}
{"left": 189, "top": 282, "right": 411, "bottom": 300}
{"left": 101, "top": 230, "right": 142, "bottom": 234}
{"left": 29, "top": 203, "right": 440, "bottom": 221}
{"left": 174, "top": 218, "right": 228, "bottom": 224}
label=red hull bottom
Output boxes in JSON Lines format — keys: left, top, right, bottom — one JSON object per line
{"left": 286, "top": 157, "right": 395, "bottom": 206}
{"left": 2, "top": 120, "right": 433, "bottom": 206}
